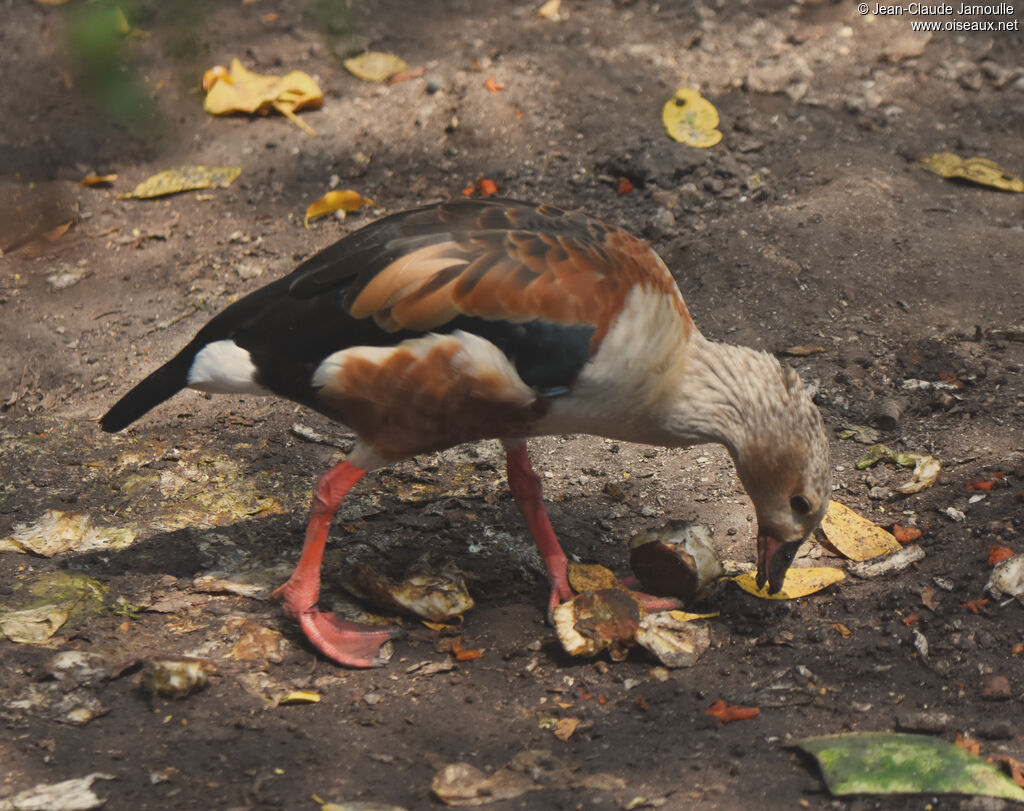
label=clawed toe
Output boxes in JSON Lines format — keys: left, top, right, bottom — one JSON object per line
{"left": 296, "top": 609, "right": 395, "bottom": 668}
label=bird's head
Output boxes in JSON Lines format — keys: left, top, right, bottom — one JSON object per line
{"left": 731, "top": 366, "right": 831, "bottom": 593}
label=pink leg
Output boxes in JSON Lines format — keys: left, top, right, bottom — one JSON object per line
{"left": 272, "top": 461, "right": 393, "bottom": 667}
{"left": 504, "top": 440, "right": 574, "bottom": 616}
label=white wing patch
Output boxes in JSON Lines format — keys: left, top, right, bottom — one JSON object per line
{"left": 187, "top": 339, "right": 269, "bottom": 394}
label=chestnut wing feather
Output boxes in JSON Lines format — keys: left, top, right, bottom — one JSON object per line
{"left": 287, "top": 198, "right": 682, "bottom": 346}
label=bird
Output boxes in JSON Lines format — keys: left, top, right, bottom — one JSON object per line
{"left": 101, "top": 198, "right": 831, "bottom": 667}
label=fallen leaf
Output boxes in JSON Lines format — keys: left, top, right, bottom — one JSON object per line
{"left": 119, "top": 166, "right": 241, "bottom": 199}
{"left": 918, "top": 152, "right": 1024, "bottom": 193}
{"left": 462, "top": 178, "right": 499, "bottom": 197}
{"left": 304, "top": 190, "right": 375, "bottom": 228}
{"left": 204, "top": 58, "right": 322, "bottom": 135}
{"left": 902, "top": 615, "right": 920, "bottom": 627}
{"left": 920, "top": 586, "right": 940, "bottom": 611}
{"left": 819, "top": 501, "right": 902, "bottom": 561}
{"left": 537, "top": 0, "right": 561, "bottom": 18}
{"left": 617, "top": 177, "right": 634, "bottom": 195}
{"left": 278, "top": 690, "right": 321, "bottom": 704}
{"left": 989, "top": 546, "right": 1015, "bottom": 566}
{"left": 0, "top": 509, "right": 136, "bottom": 557}
{"left": 996, "top": 755, "right": 1024, "bottom": 789}
{"left": 837, "top": 423, "right": 881, "bottom": 444}
{"left": 446, "top": 636, "right": 484, "bottom": 662}
{"left": 344, "top": 51, "right": 409, "bottom": 83}
{"left": 552, "top": 717, "right": 579, "bottom": 742}
{"left": 892, "top": 525, "right": 922, "bottom": 544}
{"left": 42, "top": 221, "right": 73, "bottom": 242}
{"left": 831, "top": 622, "right": 852, "bottom": 638}
{"left": 0, "top": 571, "right": 108, "bottom": 644}
{"left": 432, "top": 750, "right": 624, "bottom": 806}
{"left": 567, "top": 562, "right": 621, "bottom": 592}
{"left": 226, "top": 619, "right": 287, "bottom": 663}
{"left": 0, "top": 773, "right": 115, "bottom": 811}
{"left": 386, "top": 65, "right": 426, "bottom": 85}
{"left": 967, "top": 479, "right": 997, "bottom": 491}
{"left": 856, "top": 443, "right": 924, "bottom": 470}
{"left": 958, "top": 599, "right": 989, "bottom": 614}
{"left": 780, "top": 344, "right": 827, "bottom": 357}
{"left": 732, "top": 567, "right": 845, "bottom": 599}
{"left": 666, "top": 610, "right": 719, "bottom": 622}
{"left": 797, "top": 732, "right": 1024, "bottom": 800}
{"left": 662, "top": 88, "right": 722, "bottom": 148}
{"left": 484, "top": 76, "right": 505, "bottom": 92}
{"left": 80, "top": 173, "right": 118, "bottom": 187}
{"left": 706, "top": 700, "right": 759, "bottom": 723}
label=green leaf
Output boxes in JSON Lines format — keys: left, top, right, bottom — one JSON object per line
{"left": 797, "top": 732, "right": 1024, "bottom": 801}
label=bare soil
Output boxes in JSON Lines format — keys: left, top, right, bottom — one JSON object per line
{"left": 1, "top": 1, "right": 1023, "bottom": 809}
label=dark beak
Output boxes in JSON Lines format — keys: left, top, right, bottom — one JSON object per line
{"left": 756, "top": 533, "right": 803, "bottom": 594}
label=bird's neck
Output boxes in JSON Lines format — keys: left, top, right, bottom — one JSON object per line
{"left": 659, "top": 335, "right": 783, "bottom": 460}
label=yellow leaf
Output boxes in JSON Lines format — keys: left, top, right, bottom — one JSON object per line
{"left": 662, "top": 88, "right": 723, "bottom": 148}
{"left": 819, "top": 500, "right": 902, "bottom": 561}
{"left": 278, "top": 690, "right": 321, "bottom": 704}
{"left": 119, "top": 166, "right": 241, "bottom": 199}
{"left": 537, "top": 0, "right": 562, "bottom": 18}
{"left": 918, "top": 152, "right": 1024, "bottom": 192}
{"left": 732, "top": 567, "right": 845, "bottom": 599}
{"left": 204, "top": 58, "right": 322, "bottom": 135}
{"left": 304, "top": 190, "right": 375, "bottom": 228}
{"left": 666, "top": 610, "right": 720, "bottom": 622}
{"left": 343, "top": 52, "right": 409, "bottom": 83}
{"left": 567, "top": 562, "right": 621, "bottom": 592}
{"left": 81, "top": 173, "right": 118, "bottom": 187}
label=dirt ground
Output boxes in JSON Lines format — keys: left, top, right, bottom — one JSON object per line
{"left": 2, "top": 1, "right": 1023, "bottom": 809}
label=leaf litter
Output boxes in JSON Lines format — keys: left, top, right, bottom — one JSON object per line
{"left": 118, "top": 166, "right": 241, "bottom": 199}
{"left": 797, "top": 732, "right": 1024, "bottom": 801}
{"left": 204, "top": 58, "right": 323, "bottom": 135}
{"left": 431, "top": 749, "right": 624, "bottom": 806}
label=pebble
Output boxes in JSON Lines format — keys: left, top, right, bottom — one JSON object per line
{"left": 895, "top": 709, "right": 952, "bottom": 734}
{"left": 981, "top": 675, "right": 1011, "bottom": 700}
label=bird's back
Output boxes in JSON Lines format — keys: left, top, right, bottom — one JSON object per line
{"left": 101, "top": 199, "right": 693, "bottom": 458}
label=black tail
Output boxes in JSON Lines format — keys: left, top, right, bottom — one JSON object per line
{"left": 100, "top": 351, "right": 194, "bottom": 432}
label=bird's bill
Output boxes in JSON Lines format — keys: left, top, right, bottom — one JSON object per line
{"left": 755, "top": 533, "right": 803, "bottom": 594}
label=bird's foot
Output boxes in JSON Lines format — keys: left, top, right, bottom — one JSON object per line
{"left": 616, "top": 575, "right": 686, "bottom": 612}
{"left": 272, "top": 581, "right": 394, "bottom": 668}
{"left": 294, "top": 609, "right": 394, "bottom": 668}
{"left": 545, "top": 578, "right": 576, "bottom": 624}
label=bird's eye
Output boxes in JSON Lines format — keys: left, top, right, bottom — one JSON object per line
{"left": 791, "top": 494, "right": 812, "bottom": 515}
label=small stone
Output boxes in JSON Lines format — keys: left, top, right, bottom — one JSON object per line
{"left": 982, "top": 675, "right": 1011, "bottom": 700}
{"left": 895, "top": 709, "right": 952, "bottom": 733}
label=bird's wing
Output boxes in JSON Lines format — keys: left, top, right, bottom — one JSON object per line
{"left": 286, "top": 198, "right": 688, "bottom": 349}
